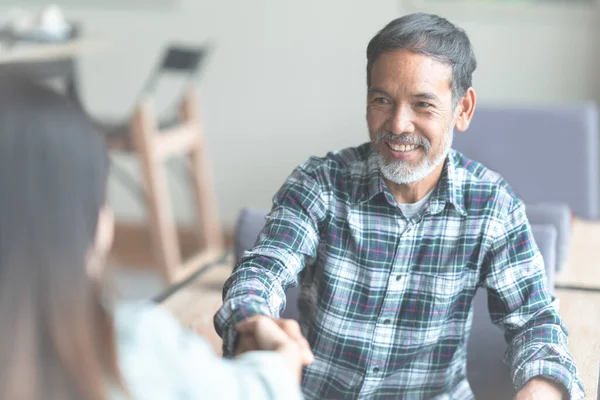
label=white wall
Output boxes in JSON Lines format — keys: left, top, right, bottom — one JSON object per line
{"left": 416, "top": 2, "right": 600, "bottom": 105}
{"left": 61, "top": 0, "right": 598, "bottom": 229}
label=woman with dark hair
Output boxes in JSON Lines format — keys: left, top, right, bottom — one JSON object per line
{"left": 0, "top": 76, "right": 310, "bottom": 399}
{"left": 0, "top": 76, "right": 122, "bottom": 399}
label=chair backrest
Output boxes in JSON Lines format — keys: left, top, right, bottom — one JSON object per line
{"left": 138, "top": 44, "right": 209, "bottom": 100}
{"left": 132, "top": 44, "right": 210, "bottom": 130}
{"left": 454, "top": 103, "right": 599, "bottom": 220}
{"left": 234, "top": 208, "right": 560, "bottom": 397}
{"left": 234, "top": 208, "right": 269, "bottom": 262}
{"left": 525, "top": 203, "right": 571, "bottom": 271}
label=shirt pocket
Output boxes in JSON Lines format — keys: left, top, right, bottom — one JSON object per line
{"left": 397, "top": 270, "right": 466, "bottom": 347}
{"left": 346, "top": 208, "right": 399, "bottom": 272}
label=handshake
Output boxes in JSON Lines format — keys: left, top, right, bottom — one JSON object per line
{"left": 235, "top": 315, "right": 315, "bottom": 381}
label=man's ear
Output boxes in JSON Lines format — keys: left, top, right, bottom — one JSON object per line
{"left": 454, "top": 87, "right": 476, "bottom": 132}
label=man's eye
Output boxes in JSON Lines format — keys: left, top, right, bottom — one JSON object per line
{"left": 416, "top": 102, "right": 432, "bottom": 108}
{"left": 374, "top": 97, "right": 390, "bottom": 105}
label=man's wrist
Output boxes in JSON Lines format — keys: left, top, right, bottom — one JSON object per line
{"left": 513, "top": 358, "right": 583, "bottom": 399}
{"left": 217, "top": 299, "right": 272, "bottom": 357}
{"left": 524, "top": 377, "right": 568, "bottom": 399}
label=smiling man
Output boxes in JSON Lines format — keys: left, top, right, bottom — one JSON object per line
{"left": 215, "top": 13, "right": 584, "bottom": 399}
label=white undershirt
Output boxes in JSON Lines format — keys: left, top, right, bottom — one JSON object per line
{"left": 398, "top": 189, "right": 434, "bottom": 219}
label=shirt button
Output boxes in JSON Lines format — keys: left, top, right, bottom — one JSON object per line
{"left": 373, "top": 367, "right": 380, "bottom": 374}
{"left": 396, "top": 275, "right": 402, "bottom": 281}
{"left": 383, "top": 319, "right": 391, "bottom": 325}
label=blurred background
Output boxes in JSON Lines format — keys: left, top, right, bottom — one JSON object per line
{"left": 0, "top": 0, "right": 598, "bottom": 397}
{"left": 10, "top": 0, "right": 592, "bottom": 229}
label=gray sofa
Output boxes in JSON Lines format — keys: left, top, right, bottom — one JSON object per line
{"left": 234, "top": 207, "right": 559, "bottom": 399}
{"left": 454, "top": 103, "right": 599, "bottom": 221}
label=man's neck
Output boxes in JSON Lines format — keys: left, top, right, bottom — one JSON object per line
{"left": 384, "top": 163, "right": 444, "bottom": 204}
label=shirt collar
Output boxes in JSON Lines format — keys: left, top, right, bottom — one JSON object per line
{"left": 356, "top": 149, "right": 396, "bottom": 206}
{"left": 358, "top": 148, "right": 467, "bottom": 216}
{"left": 428, "top": 149, "right": 467, "bottom": 216}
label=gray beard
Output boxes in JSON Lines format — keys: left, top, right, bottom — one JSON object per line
{"left": 374, "top": 128, "right": 454, "bottom": 185}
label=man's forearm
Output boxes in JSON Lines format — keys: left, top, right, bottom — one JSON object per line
{"left": 214, "top": 255, "right": 293, "bottom": 356}
{"left": 507, "top": 309, "right": 585, "bottom": 399}
{"left": 515, "top": 377, "right": 567, "bottom": 400}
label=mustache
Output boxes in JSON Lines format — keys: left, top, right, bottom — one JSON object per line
{"left": 374, "top": 131, "right": 431, "bottom": 151}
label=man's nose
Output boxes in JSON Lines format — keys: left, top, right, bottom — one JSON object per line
{"left": 389, "top": 104, "right": 415, "bottom": 134}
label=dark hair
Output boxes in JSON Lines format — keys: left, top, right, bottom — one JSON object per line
{"left": 367, "top": 13, "right": 477, "bottom": 103}
{"left": 0, "top": 76, "right": 123, "bottom": 399}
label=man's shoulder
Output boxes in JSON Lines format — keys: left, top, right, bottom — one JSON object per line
{"left": 282, "top": 143, "right": 372, "bottom": 203}
{"left": 450, "top": 149, "right": 522, "bottom": 216}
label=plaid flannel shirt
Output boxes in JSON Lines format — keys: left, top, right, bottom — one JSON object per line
{"left": 215, "top": 143, "right": 584, "bottom": 399}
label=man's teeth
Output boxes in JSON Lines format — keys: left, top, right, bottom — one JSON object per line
{"left": 388, "top": 143, "right": 418, "bottom": 152}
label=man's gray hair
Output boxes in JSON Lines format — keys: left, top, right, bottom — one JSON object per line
{"left": 367, "top": 13, "right": 477, "bottom": 103}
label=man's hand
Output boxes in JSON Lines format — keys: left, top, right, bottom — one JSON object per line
{"left": 514, "top": 377, "right": 565, "bottom": 400}
{"left": 235, "top": 315, "right": 314, "bottom": 381}
{"left": 235, "top": 316, "right": 314, "bottom": 364}
{"left": 235, "top": 331, "right": 260, "bottom": 355}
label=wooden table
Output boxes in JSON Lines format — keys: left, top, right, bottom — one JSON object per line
{"left": 161, "top": 257, "right": 233, "bottom": 356}
{"left": 0, "top": 38, "right": 106, "bottom": 109}
{"left": 556, "top": 219, "right": 600, "bottom": 289}
{"left": 555, "top": 289, "right": 600, "bottom": 398}
{"left": 554, "top": 219, "right": 600, "bottom": 398}
{"left": 0, "top": 38, "right": 105, "bottom": 64}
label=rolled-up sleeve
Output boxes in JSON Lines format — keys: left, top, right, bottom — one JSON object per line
{"left": 483, "top": 201, "right": 585, "bottom": 399}
{"left": 214, "top": 166, "right": 327, "bottom": 357}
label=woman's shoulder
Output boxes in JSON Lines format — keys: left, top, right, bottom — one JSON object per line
{"left": 114, "top": 301, "right": 216, "bottom": 397}
{"left": 113, "top": 301, "right": 302, "bottom": 400}
{"left": 116, "top": 301, "right": 189, "bottom": 338}
{"left": 115, "top": 300, "right": 216, "bottom": 363}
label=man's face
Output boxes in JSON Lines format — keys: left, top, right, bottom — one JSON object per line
{"left": 367, "top": 49, "right": 457, "bottom": 185}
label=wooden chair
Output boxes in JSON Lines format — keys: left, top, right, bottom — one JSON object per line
{"left": 103, "top": 45, "right": 225, "bottom": 284}
{"left": 126, "top": 90, "right": 224, "bottom": 283}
